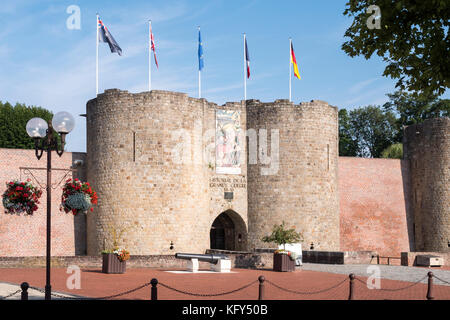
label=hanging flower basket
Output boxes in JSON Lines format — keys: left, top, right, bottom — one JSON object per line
{"left": 60, "top": 178, "right": 98, "bottom": 215}
{"left": 2, "top": 179, "right": 42, "bottom": 215}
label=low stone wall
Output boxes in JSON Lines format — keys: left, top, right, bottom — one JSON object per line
{"left": 0, "top": 250, "right": 380, "bottom": 269}
{"left": 343, "top": 251, "right": 378, "bottom": 264}
{"left": 401, "top": 252, "right": 450, "bottom": 266}
{"left": 302, "top": 251, "right": 376, "bottom": 264}
{"left": 207, "top": 249, "right": 274, "bottom": 269}
{"left": 0, "top": 254, "right": 274, "bottom": 269}
{"left": 210, "top": 249, "right": 377, "bottom": 265}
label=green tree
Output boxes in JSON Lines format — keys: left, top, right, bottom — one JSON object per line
{"left": 340, "top": 105, "right": 398, "bottom": 158}
{"left": 342, "top": 0, "right": 450, "bottom": 98}
{"left": 381, "top": 143, "right": 403, "bottom": 159}
{"left": 261, "top": 221, "right": 303, "bottom": 250}
{"left": 339, "top": 109, "right": 358, "bottom": 156}
{"left": 0, "top": 101, "right": 54, "bottom": 149}
{"left": 383, "top": 90, "right": 450, "bottom": 141}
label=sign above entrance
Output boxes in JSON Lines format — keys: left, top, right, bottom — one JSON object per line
{"left": 209, "top": 177, "right": 246, "bottom": 192}
{"left": 215, "top": 110, "right": 241, "bottom": 174}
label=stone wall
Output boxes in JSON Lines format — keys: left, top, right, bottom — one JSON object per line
{"left": 339, "top": 157, "right": 413, "bottom": 256}
{"left": 401, "top": 252, "right": 450, "bottom": 267}
{"left": 404, "top": 118, "right": 450, "bottom": 252}
{"left": 2, "top": 92, "right": 448, "bottom": 259}
{"left": 204, "top": 102, "right": 248, "bottom": 252}
{"left": 0, "top": 254, "right": 274, "bottom": 269}
{"left": 86, "top": 90, "right": 211, "bottom": 255}
{"left": 246, "top": 100, "right": 339, "bottom": 251}
{"left": 0, "top": 149, "right": 86, "bottom": 256}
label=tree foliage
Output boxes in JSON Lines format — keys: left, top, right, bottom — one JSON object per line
{"left": 0, "top": 101, "right": 54, "bottom": 149}
{"left": 261, "top": 221, "right": 303, "bottom": 250}
{"left": 342, "top": 0, "right": 450, "bottom": 97}
{"left": 338, "top": 105, "right": 398, "bottom": 158}
{"left": 383, "top": 90, "right": 450, "bottom": 141}
{"left": 381, "top": 143, "right": 403, "bottom": 159}
{"left": 339, "top": 109, "right": 359, "bottom": 157}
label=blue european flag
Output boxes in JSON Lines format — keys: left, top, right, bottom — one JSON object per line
{"left": 198, "top": 30, "right": 204, "bottom": 71}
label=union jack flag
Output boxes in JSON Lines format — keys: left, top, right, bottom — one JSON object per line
{"left": 150, "top": 24, "right": 158, "bottom": 68}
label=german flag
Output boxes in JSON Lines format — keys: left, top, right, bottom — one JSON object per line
{"left": 290, "top": 42, "right": 301, "bottom": 79}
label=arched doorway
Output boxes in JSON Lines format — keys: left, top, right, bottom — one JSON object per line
{"left": 210, "top": 210, "right": 247, "bottom": 251}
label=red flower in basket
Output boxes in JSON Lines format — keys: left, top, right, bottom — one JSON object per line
{"left": 2, "top": 180, "right": 42, "bottom": 215}
{"left": 60, "top": 179, "right": 98, "bottom": 215}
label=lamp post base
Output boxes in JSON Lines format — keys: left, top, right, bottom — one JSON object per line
{"left": 45, "top": 285, "right": 51, "bottom": 300}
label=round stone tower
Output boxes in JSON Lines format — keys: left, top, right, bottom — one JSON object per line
{"left": 86, "top": 89, "right": 210, "bottom": 255}
{"left": 246, "top": 100, "right": 339, "bottom": 251}
{"left": 404, "top": 117, "right": 450, "bottom": 252}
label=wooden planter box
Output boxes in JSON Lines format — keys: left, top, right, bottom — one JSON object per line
{"left": 273, "top": 253, "right": 295, "bottom": 272}
{"left": 102, "top": 253, "right": 126, "bottom": 274}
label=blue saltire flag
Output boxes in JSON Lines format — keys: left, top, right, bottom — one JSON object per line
{"left": 198, "top": 29, "right": 204, "bottom": 71}
{"left": 98, "top": 17, "right": 122, "bottom": 56}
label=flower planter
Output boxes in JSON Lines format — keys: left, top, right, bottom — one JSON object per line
{"left": 273, "top": 253, "right": 295, "bottom": 272}
{"left": 102, "top": 253, "right": 126, "bottom": 274}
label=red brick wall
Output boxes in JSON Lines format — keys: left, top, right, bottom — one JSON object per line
{"left": 1, "top": 149, "right": 414, "bottom": 257}
{"left": 0, "top": 149, "right": 86, "bottom": 257}
{"left": 339, "top": 157, "right": 413, "bottom": 256}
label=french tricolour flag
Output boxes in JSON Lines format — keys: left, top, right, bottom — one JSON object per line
{"left": 245, "top": 38, "right": 250, "bottom": 79}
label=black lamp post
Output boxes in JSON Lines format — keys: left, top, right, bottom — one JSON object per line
{"left": 26, "top": 112, "right": 75, "bottom": 300}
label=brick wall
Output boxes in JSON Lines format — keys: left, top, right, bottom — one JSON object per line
{"left": 339, "top": 157, "right": 413, "bottom": 256}
{"left": 0, "top": 148, "right": 86, "bottom": 256}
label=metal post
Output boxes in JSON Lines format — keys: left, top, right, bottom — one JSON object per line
{"left": 258, "top": 275, "right": 265, "bottom": 300}
{"left": 45, "top": 136, "right": 52, "bottom": 300}
{"left": 426, "top": 272, "right": 434, "bottom": 300}
{"left": 21, "top": 282, "right": 29, "bottom": 300}
{"left": 151, "top": 278, "right": 158, "bottom": 300}
{"left": 348, "top": 274, "right": 355, "bottom": 300}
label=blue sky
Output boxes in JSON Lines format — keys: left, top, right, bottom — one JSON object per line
{"left": 1, "top": 0, "right": 447, "bottom": 152}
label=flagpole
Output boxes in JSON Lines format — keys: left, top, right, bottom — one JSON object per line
{"left": 149, "top": 20, "right": 152, "bottom": 92}
{"left": 198, "top": 26, "right": 201, "bottom": 99}
{"left": 243, "top": 33, "right": 247, "bottom": 101}
{"left": 96, "top": 13, "right": 99, "bottom": 95}
{"left": 289, "top": 38, "right": 292, "bottom": 102}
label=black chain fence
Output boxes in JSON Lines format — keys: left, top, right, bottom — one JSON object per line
{"left": 265, "top": 277, "right": 348, "bottom": 295}
{"left": 433, "top": 275, "right": 450, "bottom": 285}
{"left": 26, "top": 282, "right": 153, "bottom": 300}
{"left": 1, "top": 272, "right": 449, "bottom": 300}
{"left": 354, "top": 275, "right": 428, "bottom": 292}
{"left": 0, "top": 289, "right": 22, "bottom": 300}
{"left": 158, "top": 279, "right": 258, "bottom": 297}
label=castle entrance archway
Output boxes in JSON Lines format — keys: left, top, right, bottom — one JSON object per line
{"left": 210, "top": 210, "right": 247, "bottom": 251}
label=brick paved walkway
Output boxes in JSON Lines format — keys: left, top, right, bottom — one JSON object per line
{"left": 1, "top": 267, "right": 449, "bottom": 300}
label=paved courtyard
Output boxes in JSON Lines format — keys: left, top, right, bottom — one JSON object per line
{"left": 1, "top": 264, "right": 449, "bottom": 300}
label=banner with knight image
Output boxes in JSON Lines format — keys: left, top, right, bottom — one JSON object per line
{"left": 215, "top": 110, "right": 241, "bottom": 174}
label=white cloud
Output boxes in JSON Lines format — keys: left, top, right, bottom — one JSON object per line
{"left": 349, "top": 77, "right": 379, "bottom": 94}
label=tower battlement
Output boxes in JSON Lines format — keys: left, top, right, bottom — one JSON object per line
{"left": 85, "top": 89, "right": 340, "bottom": 254}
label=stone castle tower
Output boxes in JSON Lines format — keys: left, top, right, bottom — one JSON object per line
{"left": 246, "top": 100, "right": 339, "bottom": 250}
{"left": 404, "top": 117, "right": 450, "bottom": 252}
{"left": 85, "top": 89, "right": 340, "bottom": 255}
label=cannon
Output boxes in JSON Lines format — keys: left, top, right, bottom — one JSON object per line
{"left": 175, "top": 253, "right": 231, "bottom": 273}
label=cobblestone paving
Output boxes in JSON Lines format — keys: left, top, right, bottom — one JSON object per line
{"left": 301, "top": 263, "right": 450, "bottom": 286}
